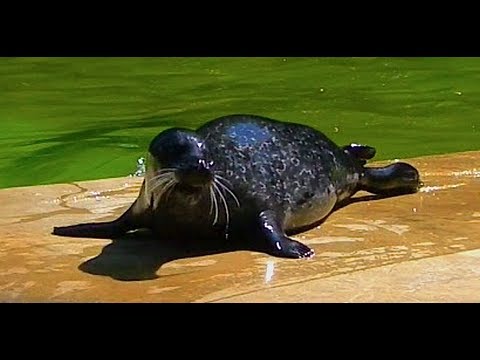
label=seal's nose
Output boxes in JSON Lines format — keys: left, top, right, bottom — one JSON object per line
{"left": 176, "top": 158, "right": 214, "bottom": 187}
{"left": 198, "top": 159, "right": 209, "bottom": 171}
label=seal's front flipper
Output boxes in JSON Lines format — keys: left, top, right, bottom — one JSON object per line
{"left": 52, "top": 219, "right": 128, "bottom": 239}
{"left": 258, "top": 210, "right": 315, "bottom": 259}
{"left": 52, "top": 206, "right": 140, "bottom": 239}
{"left": 52, "top": 197, "right": 152, "bottom": 239}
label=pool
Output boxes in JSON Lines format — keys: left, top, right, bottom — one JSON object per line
{"left": 1, "top": 57, "right": 478, "bottom": 189}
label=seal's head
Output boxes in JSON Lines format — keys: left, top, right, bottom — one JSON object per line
{"left": 146, "top": 127, "right": 240, "bottom": 227}
{"left": 359, "top": 162, "right": 422, "bottom": 196}
{"left": 148, "top": 128, "right": 214, "bottom": 189}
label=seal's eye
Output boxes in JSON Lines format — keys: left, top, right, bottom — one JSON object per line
{"left": 174, "top": 142, "right": 191, "bottom": 154}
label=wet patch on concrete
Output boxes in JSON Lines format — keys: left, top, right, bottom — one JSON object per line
{"left": 0, "top": 151, "right": 479, "bottom": 302}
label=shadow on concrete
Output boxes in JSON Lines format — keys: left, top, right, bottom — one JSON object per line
{"left": 79, "top": 230, "right": 250, "bottom": 281}
{"left": 78, "top": 193, "right": 399, "bottom": 282}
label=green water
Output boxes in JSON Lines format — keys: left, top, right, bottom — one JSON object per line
{"left": 0, "top": 57, "right": 478, "bottom": 189}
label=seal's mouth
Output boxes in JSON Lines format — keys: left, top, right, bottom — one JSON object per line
{"left": 147, "top": 166, "right": 241, "bottom": 231}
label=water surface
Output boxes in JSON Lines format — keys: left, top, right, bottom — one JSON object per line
{"left": 1, "top": 57, "right": 478, "bottom": 189}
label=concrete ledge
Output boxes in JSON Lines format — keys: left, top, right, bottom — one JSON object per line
{"left": 0, "top": 151, "right": 479, "bottom": 302}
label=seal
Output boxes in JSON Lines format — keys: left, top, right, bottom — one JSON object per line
{"left": 53, "top": 114, "right": 421, "bottom": 259}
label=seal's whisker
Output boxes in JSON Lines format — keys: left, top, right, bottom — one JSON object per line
{"left": 209, "top": 186, "right": 214, "bottom": 216}
{"left": 149, "top": 176, "right": 172, "bottom": 191}
{"left": 147, "top": 179, "right": 168, "bottom": 195}
{"left": 151, "top": 171, "right": 173, "bottom": 178}
{"left": 157, "top": 168, "right": 177, "bottom": 173}
{"left": 148, "top": 171, "right": 176, "bottom": 187}
{"left": 149, "top": 176, "right": 172, "bottom": 188}
{"left": 157, "top": 178, "right": 175, "bottom": 202}
{"left": 211, "top": 185, "right": 219, "bottom": 226}
{"left": 149, "top": 175, "right": 173, "bottom": 193}
{"left": 150, "top": 172, "right": 175, "bottom": 183}
{"left": 213, "top": 174, "right": 233, "bottom": 186}
{"left": 163, "top": 179, "right": 178, "bottom": 203}
{"left": 215, "top": 177, "right": 241, "bottom": 207}
{"left": 213, "top": 181, "right": 230, "bottom": 229}
{"left": 154, "top": 181, "right": 169, "bottom": 201}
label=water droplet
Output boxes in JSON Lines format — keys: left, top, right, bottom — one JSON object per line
{"left": 265, "top": 261, "right": 275, "bottom": 283}
{"left": 320, "top": 88, "right": 325, "bottom": 92}
{"left": 454, "top": 91, "right": 462, "bottom": 96}
{"left": 334, "top": 127, "right": 339, "bottom": 133}
{"left": 412, "top": 207, "right": 417, "bottom": 213}
{"left": 131, "top": 156, "right": 146, "bottom": 177}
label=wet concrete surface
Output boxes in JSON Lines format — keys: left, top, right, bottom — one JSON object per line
{"left": 0, "top": 151, "right": 479, "bottom": 302}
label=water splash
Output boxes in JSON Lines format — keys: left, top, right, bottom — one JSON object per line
{"left": 130, "top": 157, "right": 146, "bottom": 177}
{"left": 419, "top": 183, "right": 466, "bottom": 193}
{"left": 452, "top": 169, "right": 480, "bottom": 178}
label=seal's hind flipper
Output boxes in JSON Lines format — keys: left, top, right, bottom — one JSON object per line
{"left": 342, "top": 143, "right": 376, "bottom": 162}
{"left": 359, "top": 162, "right": 421, "bottom": 196}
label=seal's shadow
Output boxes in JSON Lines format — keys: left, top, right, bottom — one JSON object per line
{"left": 79, "top": 193, "right": 397, "bottom": 281}
{"left": 79, "top": 231, "right": 248, "bottom": 281}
